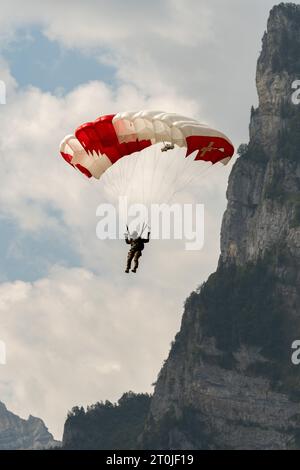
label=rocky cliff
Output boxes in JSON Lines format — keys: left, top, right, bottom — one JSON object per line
{"left": 140, "top": 3, "right": 300, "bottom": 450}
{"left": 0, "top": 401, "right": 60, "bottom": 450}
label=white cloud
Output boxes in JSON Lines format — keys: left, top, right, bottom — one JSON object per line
{"left": 0, "top": 0, "right": 286, "bottom": 140}
{"left": 52, "top": 1, "right": 289, "bottom": 132}
{"left": 0, "top": 265, "right": 184, "bottom": 438}
{"left": 0, "top": 54, "right": 226, "bottom": 439}
{"left": 0, "top": 0, "right": 214, "bottom": 47}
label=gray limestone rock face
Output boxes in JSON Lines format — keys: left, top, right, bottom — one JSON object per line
{"left": 0, "top": 401, "right": 60, "bottom": 450}
{"left": 140, "top": 4, "right": 300, "bottom": 450}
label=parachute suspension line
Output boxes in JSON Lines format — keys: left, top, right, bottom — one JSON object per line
{"left": 180, "top": 161, "right": 213, "bottom": 194}
{"left": 120, "top": 156, "right": 126, "bottom": 195}
{"left": 183, "top": 165, "right": 212, "bottom": 192}
{"left": 115, "top": 158, "right": 122, "bottom": 196}
{"left": 128, "top": 156, "right": 138, "bottom": 206}
{"left": 154, "top": 155, "right": 170, "bottom": 200}
{"left": 148, "top": 144, "right": 162, "bottom": 204}
{"left": 121, "top": 157, "right": 128, "bottom": 196}
{"left": 165, "top": 153, "right": 197, "bottom": 200}
{"left": 155, "top": 147, "right": 183, "bottom": 203}
{"left": 163, "top": 152, "right": 197, "bottom": 201}
{"left": 111, "top": 164, "right": 123, "bottom": 199}
{"left": 128, "top": 155, "right": 137, "bottom": 205}
{"left": 165, "top": 162, "right": 214, "bottom": 205}
{"left": 142, "top": 149, "right": 149, "bottom": 208}
{"left": 112, "top": 154, "right": 128, "bottom": 199}
{"left": 121, "top": 154, "right": 127, "bottom": 195}
{"left": 125, "top": 152, "right": 132, "bottom": 196}
{"left": 115, "top": 158, "right": 123, "bottom": 197}
{"left": 178, "top": 152, "right": 197, "bottom": 181}
{"left": 136, "top": 152, "right": 143, "bottom": 206}
{"left": 145, "top": 145, "right": 158, "bottom": 207}
{"left": 122, "top": 153, "right": 131, "bottom": 196}
{"left": 180, "top": 159, "right": 214, "bottom": 192}
{"left": 104, "top": 166, "right": 120, "bottom": 201}
{"left": 134, "top": 152, "right": 145, "bottom": 206}
{"left": 151, "top": 150, "right": 163, "bottom": 203}
{"left": 145, "top": 150, "right": 151, "bottom": 206}
{"left": 158, "top": 154, "right": 185, "bottom": 204}
{"left": 171, "top": 153, "right": 194, "bottom": 195}
{"left": 142, "top": 151, "right": 145, "bottom": 207}
{"left": 139, "top": 222, "right": 146, "bottom": 238}
{"left": 124, "top": 152, "right": 139, "bottom": 207}
{"left": 161, "top": 149, "right": 192, "bottom": 203}
{"left": 118, "top": 153, "right": 128, "bottom": 198}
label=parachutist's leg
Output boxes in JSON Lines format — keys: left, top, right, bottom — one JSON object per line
{"left": 132, "top": 251, "right": 142, "bottom": 272}
{"left": 125, "top": 251, "right": 134, "bottom": 273}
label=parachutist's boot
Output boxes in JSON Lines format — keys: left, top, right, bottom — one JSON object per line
{"left": 125, "top": 269, "right": 130, "bottom": 273}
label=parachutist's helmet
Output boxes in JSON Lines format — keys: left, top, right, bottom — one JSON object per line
{"left": 132, "top": 231, "right": 138, "bottom": 239}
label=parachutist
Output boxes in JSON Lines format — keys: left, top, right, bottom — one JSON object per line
{"left": 125, "top": 230, "right": 150, "bottom": 273}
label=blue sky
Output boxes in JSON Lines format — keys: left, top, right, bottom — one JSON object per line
{"left": 1, "top": 28, "right": 115, "bottom": 282}
{"left": 3, "top": 27, "right": 116, "bottom": 94}
{"left": 0, "top": 216, "right": 80, "bottom": 282}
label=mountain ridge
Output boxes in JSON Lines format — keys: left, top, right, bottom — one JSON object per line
{"left": 0, "top": 400, "right": 60, "bottom": 450}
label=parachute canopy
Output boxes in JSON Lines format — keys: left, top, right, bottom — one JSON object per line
{"left": 60, "top": 110, "right": 234, "bottom": 179}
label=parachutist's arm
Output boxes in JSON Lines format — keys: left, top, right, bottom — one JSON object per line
{"left": 142, "top": 232, "right": 151, "bottom": 243}
{"left": 125, "top": 236, "right": 131, "bottom": 245}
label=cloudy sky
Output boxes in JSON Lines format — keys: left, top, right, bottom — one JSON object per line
{"left": 0, "top": 0, "right": 296, "bottom": 439}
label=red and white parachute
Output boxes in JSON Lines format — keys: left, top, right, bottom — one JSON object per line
{"left": 60, "top": 110, "right": 234, "bottom": 179}
{"left": 60, "top": 110, "right": 234, "bottom": 206}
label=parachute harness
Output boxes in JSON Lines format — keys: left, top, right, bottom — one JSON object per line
{"left": 126, "top": 222, "right": 149, "bottom": 239}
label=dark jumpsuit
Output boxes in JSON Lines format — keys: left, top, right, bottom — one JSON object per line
{"left": 125, "top": 233, "right": 150, "bottom": 272}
